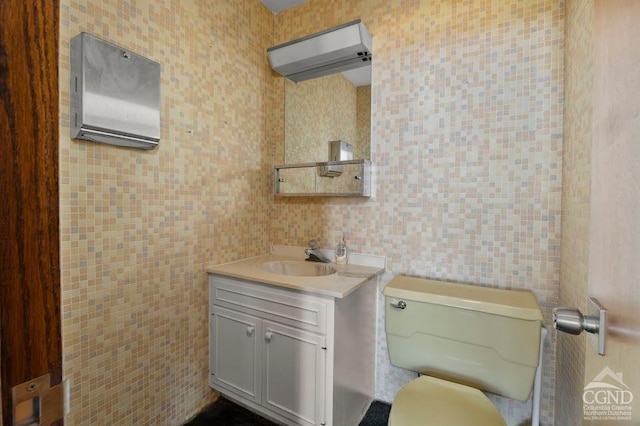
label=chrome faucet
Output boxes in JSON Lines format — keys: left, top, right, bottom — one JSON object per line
{"left": 305, "top": 239, "right": 331, "bottom": 263}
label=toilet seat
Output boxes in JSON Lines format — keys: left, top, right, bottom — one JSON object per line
{"left": 388, "top": 376, "right": 506, "bottom": 426}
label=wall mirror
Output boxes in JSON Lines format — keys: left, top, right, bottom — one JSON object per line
{"left": 284, "top": 65, "right": 371, "bottom": 164}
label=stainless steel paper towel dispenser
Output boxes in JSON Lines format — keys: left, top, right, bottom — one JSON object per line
{"left": 70, "top": 32, "right": 161, "bottom": 149}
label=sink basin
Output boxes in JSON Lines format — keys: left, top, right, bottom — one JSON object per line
{"left": 261, "top": 261, "right": 336, "bottom": 277}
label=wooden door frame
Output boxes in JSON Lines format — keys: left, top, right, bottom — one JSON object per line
{"left": 0, "top": 1, "right": 62, "bottom": 425}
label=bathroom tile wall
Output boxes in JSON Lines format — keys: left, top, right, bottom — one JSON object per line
{"left": 272, "top": 1, "right": 564, "bottom": 424}
{"left": 59, "top": 1, "right": 276, "bottom": 424}
{"left": 557, "top": 0, "right": 592, "bottom": 424}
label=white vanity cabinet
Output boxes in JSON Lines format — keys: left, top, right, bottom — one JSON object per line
{"left": 208, "top": 274, "right": 376, "bottom": 426}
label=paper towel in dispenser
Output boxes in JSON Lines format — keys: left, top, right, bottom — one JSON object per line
{"left": 70, "top": 32, "right": 161, "bottom": 149}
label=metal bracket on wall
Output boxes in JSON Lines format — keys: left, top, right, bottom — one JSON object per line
{"left": 587, "top": 297, "right": 607, "bottom": 355}
{"left": 12, "top": 373, "right": 70, "bottom": 425}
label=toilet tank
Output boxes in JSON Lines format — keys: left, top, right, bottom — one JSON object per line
{"left": 384, "top": 276, "right": 543, "bottom": 401}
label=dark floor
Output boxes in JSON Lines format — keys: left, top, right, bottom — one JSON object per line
{"left": 184, "top": 397, "right": 278, "bottom": 426}
{"left": 184, "top": 397, "right": 391, "bottom": 426}
{"left": 359, "top": 400, "right": 392, "bottom": 426}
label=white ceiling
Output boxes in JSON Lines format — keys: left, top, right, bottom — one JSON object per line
{"left": 260, "top": 0, "right": 309, "bottom": 13}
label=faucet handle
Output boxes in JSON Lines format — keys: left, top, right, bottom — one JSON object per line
{"left": 308, "top": 239, "right": 319, "bottom": 249}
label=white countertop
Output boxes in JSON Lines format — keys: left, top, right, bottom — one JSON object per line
{"left": 206, "top": 246, "right": 385, "bottom": 298}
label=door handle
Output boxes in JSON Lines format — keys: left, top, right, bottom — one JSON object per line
{"left": 246, "top": 326, "right": 254, "bottom": 337}
{"left": 264, "top": 331, "right": 273, "bottom": 343}
{"left": 553, "top": 297, "right": 606, "bottom": 355}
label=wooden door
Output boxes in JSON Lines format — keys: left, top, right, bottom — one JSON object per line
{"left": 586, "top": 0, "right": 640, "bottom": 423}
{"left": 0, "top": 1, "right": 62, "bottom": 425}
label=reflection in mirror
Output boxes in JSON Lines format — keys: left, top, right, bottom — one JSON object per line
{"left": 315, "top": 163, "right": 365, "bottom": 194}
{"left": 284, "top": 67, "right": 371, "bottom": 164}
{"left": 278, "top": 167, "right": 316, "bottom": 194}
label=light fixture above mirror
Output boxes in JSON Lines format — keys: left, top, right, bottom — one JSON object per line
{"left": 267, "top": 20, "right": 372, "bottom": 83}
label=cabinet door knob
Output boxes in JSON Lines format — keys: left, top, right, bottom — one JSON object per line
{"left": 264, "top": 331, "right": 273, "bottom": 343}
{"left": 390, "top": 300, "right": 407, "bottom": 310}
{"left": 246, "top": 326, "right": 255, "bottom": 336}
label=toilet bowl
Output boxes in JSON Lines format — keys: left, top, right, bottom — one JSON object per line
{"left": 383, "top": 276, "right": 544, "bottom": 425}
{"left": 389, "top": 376, "right": 505, "bottom": 426}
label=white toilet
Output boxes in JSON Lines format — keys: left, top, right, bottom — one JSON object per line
{"left": 383, "top": 276, "right": 543, "bottom": 426}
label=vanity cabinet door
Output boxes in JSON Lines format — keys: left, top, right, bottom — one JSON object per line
{"left": 262, "top": 320, "right": 326, "bottom": 426}
{"left": 210, "top": 306, "right": 261, "bottom": 404}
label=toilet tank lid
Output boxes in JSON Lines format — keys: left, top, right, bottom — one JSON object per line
{"left": 383, "top": 276, "right": 543, "bottom": 321}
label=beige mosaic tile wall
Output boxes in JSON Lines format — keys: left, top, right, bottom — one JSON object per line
{"left": 59, "top": 1, "right": 275, "bottom": 424}
{"left": 272, "top": 1, "right": 564, "bottom": 424}
{"left": 557, "top": 0, "right": 592, "bottom": 424}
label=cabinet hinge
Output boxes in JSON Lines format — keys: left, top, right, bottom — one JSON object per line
{"left": 12, "top": 373, "right": 70, "bottom": 425}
